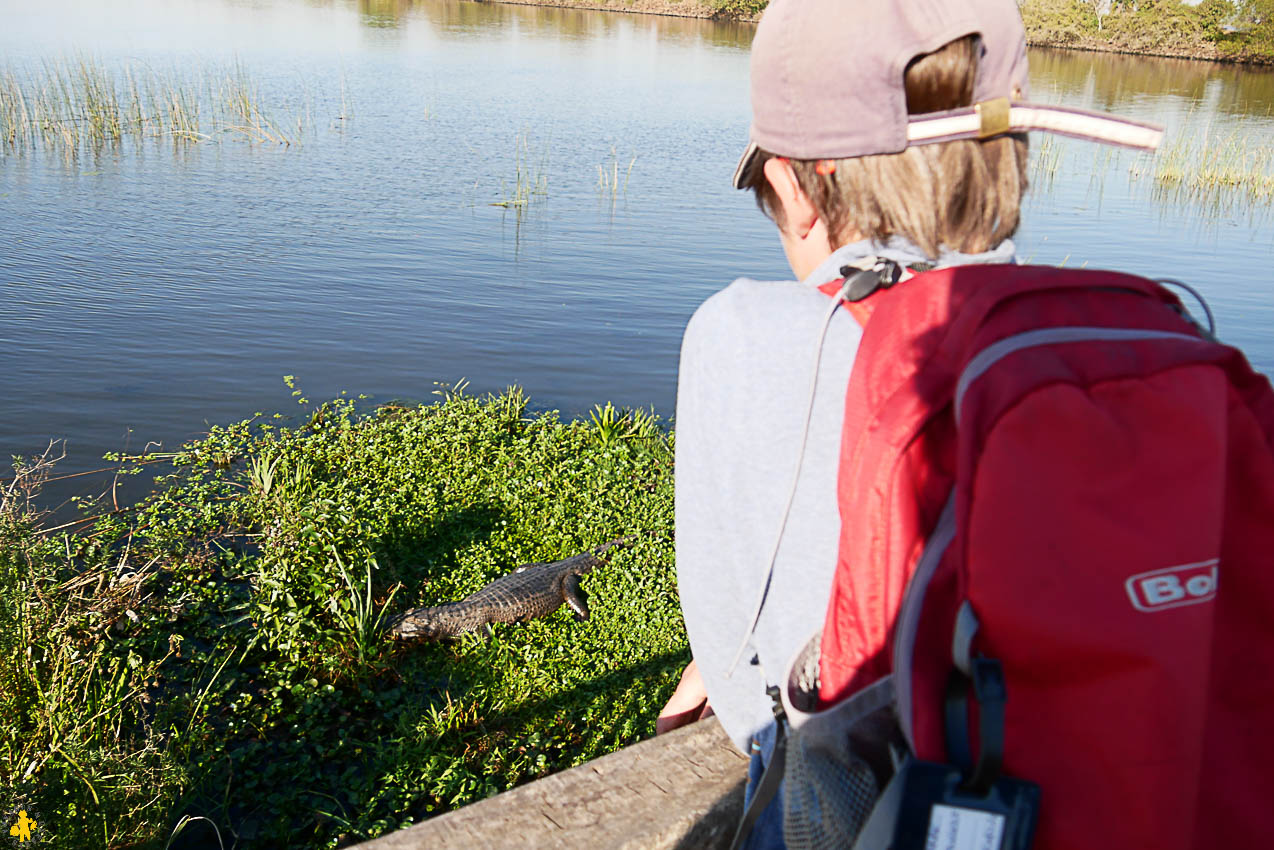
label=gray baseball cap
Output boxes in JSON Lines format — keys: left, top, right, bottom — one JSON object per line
{"left": 733, "top": 0, "right": 1162, "bottom": 188}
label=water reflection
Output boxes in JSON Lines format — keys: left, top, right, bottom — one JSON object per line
{"left": 358, "top": 0, "right": 406, "bottom": 26}
{"left": 402, "top": 0, "right": 753, "bottom": 47}
{"left": 1030, "top": 46, "right": 1274, "bottom": 117}
{"left": 0, "top": 0, "right": 749, "bottom": 56}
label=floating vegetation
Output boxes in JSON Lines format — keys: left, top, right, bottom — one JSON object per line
{"left": 0, "top": 55, "right": 310, "bottom": 157}
{"left": 596, "top": 146, "right": 636, "bottom": 199}
{"left": 490, "top": 131, "right": 548, "bottom": 209}
{"left": 0, "top": 387, "right": 679, "bottom": 847}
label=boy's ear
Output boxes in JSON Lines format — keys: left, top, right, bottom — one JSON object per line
{"left": 763, "top": 157, "right": 820, "bottom": 238}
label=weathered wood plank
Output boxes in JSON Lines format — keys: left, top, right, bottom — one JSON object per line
{"left": 351, "top": 717, "right": 748, "bottom": 850}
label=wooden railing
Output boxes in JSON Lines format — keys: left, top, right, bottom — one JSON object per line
{"left": 352, "top": 717, "right": 747, "bottom": 849}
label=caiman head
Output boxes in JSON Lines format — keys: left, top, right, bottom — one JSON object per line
{"left": 384, "top": 608, "right": 450, "bottom": 641}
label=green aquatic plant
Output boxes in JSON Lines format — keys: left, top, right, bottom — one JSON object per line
{"left": 596, "top": 146, "right": 637, "bottom": 198}
{"left": 1132, "top": 126, "right": 1274, "bottom": 206}
{"left": 589, "top": 402, "right": 664, "bottom": 447}
{"left": 628, "top": 406, "right": 663, "bottom": 442}
{"left": 246, "top": 452, "right": 280, "bottom": 498}
{"left": 331, "top": 548, "right": 401, "bottom": 666}
{"left": 1030, "top": 134, "right": 1061, "bottom": 189}
{"left": 218, "top": 60, "right": 301, "bottom": 146}
{"left": 491, "top": 131, "right": 549, "bottom": 209}
{"left": 590, "top": 401, "right": 632, "bottom": 447}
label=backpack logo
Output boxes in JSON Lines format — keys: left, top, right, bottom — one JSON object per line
{"left": 1125, "top": 560, "right": 1219, "bottom": 612}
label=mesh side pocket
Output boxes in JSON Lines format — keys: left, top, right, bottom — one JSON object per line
{"left": 779, "top": 632, "right": 903, "bottom": 850}
{"left": 782, "top": 727, "right": 880, "bottom": 850}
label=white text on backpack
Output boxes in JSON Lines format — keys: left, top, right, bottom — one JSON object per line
{"left": 1125, "top": 560, "right": 1219, "bottom": 613}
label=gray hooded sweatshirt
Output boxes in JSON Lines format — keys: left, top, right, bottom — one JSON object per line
{"left": 675, "top": 238, "right": 1017, "bottom": 752}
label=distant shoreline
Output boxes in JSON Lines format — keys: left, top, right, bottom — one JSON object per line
{"left": 483, "top": 0, "right": 728, "bottom": 22}
{"left": 483, "top": 0, "right": 1274, "bottom": 66}
{"left": 1024, "top": 35, "right": 1270, "bottom": 66}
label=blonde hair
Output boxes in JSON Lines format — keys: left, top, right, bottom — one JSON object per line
{"left": 741, "top": 36, "right": 1029, "bottom": 259}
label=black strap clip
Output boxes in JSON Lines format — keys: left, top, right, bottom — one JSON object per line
{"left": 766, "top": 683, "right": 786, "bottom": 722}
{"left": 839, "top": 259, "right": 905, "bottom": 302}
{"left": 944, "top": 656, "right": 1008, "bottom": 797}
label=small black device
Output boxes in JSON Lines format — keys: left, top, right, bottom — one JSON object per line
{"left": 861, "top": 758, "right": 1040, "bottom": 850}
{"left": 852, "top": 657, "right": 1040, "bottom": 850}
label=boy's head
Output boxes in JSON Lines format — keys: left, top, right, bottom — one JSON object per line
{"left": 734, "top": 0, "right": 1032, "bottom": 261}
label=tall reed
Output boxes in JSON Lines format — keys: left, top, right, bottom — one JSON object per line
{"left": 596, "top": 146, "right": 636, "bottom": 199}
{"left": 218, "top": 60, "right": 296, "bottom": 145}
{"left": 0, "top": 55, "right": 308, "bottom": 157}
{"left": 491, "top": 132, "right": 549, "bottom": 209}
{"left": 1133, "top": 126, "right": 1274, "bottom": 206}
{"left": 1029, "top": 134, "right": 1061, "bottom": 189}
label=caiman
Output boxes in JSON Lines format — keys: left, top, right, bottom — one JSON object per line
{"left": 386, "top": 536, "right": 638, "bottom": 641}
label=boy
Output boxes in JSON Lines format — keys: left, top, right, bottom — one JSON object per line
{"left": 660, "top": 0, "right": 1173, "bottom": 846}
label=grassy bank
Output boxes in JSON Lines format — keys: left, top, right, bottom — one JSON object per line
{"left": 0, "top": 387, "right": 681, "bottom": 848}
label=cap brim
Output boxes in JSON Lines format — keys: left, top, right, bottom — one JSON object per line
{"left": 732, "top": 141, "right": 760, "bottom": 190}
{"left": 906, "top": 100, "right": 1163, "bottom": 152}
{"left": 731, "top": 101, "right": 1161, "bottom": 189}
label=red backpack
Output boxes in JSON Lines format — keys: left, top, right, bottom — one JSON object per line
{"left": 801, "top": 262, "right": 1274, "bottom": 849}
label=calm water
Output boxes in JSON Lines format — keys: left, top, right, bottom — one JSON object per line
{"left": 2, "top": 0, "right": 1273, "bottom": 509}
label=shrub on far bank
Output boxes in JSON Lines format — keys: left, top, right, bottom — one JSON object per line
{"left": 1224, "top": 0, "right": 1274, "bottom": 57}
{"left": 709, "top": 0, "right": 767, "bottom": 19}
{"left": 1020, "top": 0, "right": 1274, "bottom": 62}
